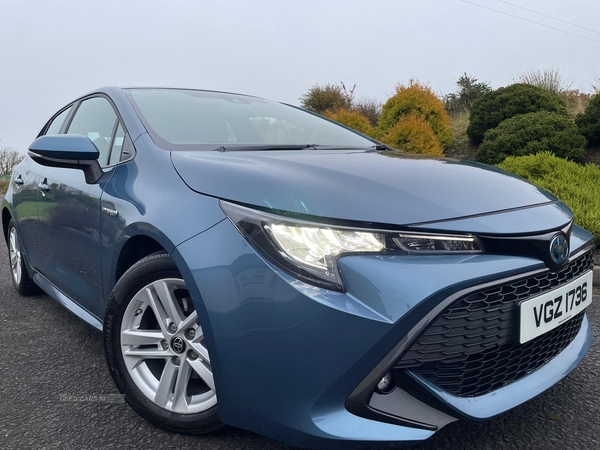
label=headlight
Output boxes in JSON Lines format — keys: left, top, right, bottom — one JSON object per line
{"left": 393, "top": 233, "right": 480, "bottom": 253}
{"left": 220, "top": 201, "right": 482, "bottom": 291}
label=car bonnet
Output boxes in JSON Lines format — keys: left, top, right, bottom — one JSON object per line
{"left": 171, "top": 149, "right": 561, "bottom": 227}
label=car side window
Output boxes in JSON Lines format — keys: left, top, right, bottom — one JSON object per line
{"left": 45, "top": 106, "right": 72, "bottom": 135}
{"left": 108, "top": 124, "right": 125, "bottom": 166}
{"left": 67, "top": 97, "right": 118, "bottom": 167}
{"left": 107, "top": 123, "right": 135, "bottom": 166}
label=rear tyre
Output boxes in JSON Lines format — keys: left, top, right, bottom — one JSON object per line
{"left": 103, "top": 253, "right": 223, "bottom": 435}
{"left": 7, "top": 219, "right": 39, "bottom": 296}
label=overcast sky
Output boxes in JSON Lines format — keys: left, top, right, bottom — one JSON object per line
{"left": 1, "top": 0, "right": 599, "bottom": 153}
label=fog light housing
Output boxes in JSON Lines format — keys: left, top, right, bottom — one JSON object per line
{"left": 376, "top": 372, "right": 395, "bottom": 394}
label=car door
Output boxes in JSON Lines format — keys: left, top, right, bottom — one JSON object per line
{"left": 12, "top": 106, "right": 74, "bottom": 272}
{"left": 37, "top": 96, "right": 120, "bottom": 318}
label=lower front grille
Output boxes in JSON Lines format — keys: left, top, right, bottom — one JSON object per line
{"left": 396, "top": 312, "right": 584, "bottom": 397}
{"left": 395, "top": 249, "right": 593, "bottom": 397}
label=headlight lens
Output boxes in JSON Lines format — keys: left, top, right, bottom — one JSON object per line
{"left": 393, "top": 233, "right": 480, "bottom": 253}
{"left": 266, "top": 223, "right": 385, "bottom": 271}
{"left": 220, "top": 201, "right": 482, "bottom": 291}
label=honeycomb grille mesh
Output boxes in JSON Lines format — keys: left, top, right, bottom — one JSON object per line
{"left": 395, "top": 250, "right": 593, "bottom": 397}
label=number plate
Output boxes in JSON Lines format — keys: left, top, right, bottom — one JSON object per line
{"left": 519, "top": 270, "right": 593, "bottom": 344}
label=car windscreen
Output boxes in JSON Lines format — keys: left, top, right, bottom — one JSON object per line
{"left": 127, "top": 89, "right": 376, "bottom": 151}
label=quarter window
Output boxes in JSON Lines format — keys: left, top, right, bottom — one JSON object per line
{"left": 108, "top": 124, "right": 125, "bottom": 166}
{"left": 45, "top": 106, "right": 72, "bottom": 135}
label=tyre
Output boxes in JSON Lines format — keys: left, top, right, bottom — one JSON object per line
{"left": 103, "top": 253, "right": 223, "bottom": 434}
{"left": 7, "top": 219, "right": 39, "bottom": 296}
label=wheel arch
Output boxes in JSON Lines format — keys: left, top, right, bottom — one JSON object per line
{"left": 107, "top": 226, "right": 218, "bottom": 390}
{"left": 109, "top": 223, "right": 201, "bottom": 297}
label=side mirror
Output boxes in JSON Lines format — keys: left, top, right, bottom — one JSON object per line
{"left": 28, "top": 135, "right": 103, "bottom": 184}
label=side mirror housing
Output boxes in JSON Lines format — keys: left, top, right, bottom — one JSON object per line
{"left": 28, "top": 135, "right": 103, "bottom": 184}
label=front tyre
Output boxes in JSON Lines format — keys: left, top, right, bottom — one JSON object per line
{"left": 7, "top": 219, "right": 39, "bottom": 296}
{"left": 104, "top": 253, "right": 223, "bottom": 434}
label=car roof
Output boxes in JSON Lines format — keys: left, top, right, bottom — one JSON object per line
{"left": 88, "top": 86, "right": 264, "bottom": 100}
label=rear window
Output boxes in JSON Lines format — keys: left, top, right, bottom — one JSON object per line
{"left": 127, "top": 89, "right": 375, "bottom": 151}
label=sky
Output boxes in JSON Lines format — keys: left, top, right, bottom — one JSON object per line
{"left": 1, "top": 0, "right": 599, "bottom": 153}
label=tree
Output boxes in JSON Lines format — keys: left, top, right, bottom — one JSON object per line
{"left": 299, "top": 82, "right": 355, "bottom": 114}
{"left": 575, "top": 93, "right": 600, "bottom": 146}
{"left": 0, "top": 140, "right": 24, "bottom": 178}
{"left": 444, "top": 73, "right": 492, "bottom": 114}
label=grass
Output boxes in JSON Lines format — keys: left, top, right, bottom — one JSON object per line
{"left": 443, "top": 110, "right": 478, "bottom": 160}
{"left": 0, "top": 180, "right": 8, "bottom": 195}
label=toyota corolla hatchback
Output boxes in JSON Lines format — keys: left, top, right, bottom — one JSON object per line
{"left": 2, "top": 87, "right": 594, "bottom": 448}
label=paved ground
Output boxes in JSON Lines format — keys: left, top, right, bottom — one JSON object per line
{"left": 0, "top": 236, "right": 599, "bottom": 449}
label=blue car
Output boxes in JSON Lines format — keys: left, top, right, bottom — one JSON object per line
{"left": 2, "top": 87, "right": 593, "bottom": 448}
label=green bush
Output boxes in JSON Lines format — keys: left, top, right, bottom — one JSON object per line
{"left": 323, "top": 109, "right": 375, "bottom": 137}
{"left": 467, "top": 84, "right": 567, "bottom": 144}
{"left": 499, "top": 152, "right": 600, "bottom": 242}
{"left": 300, "top": 82, "right": 354, "bottom": 114}
{"left": 477, "top": 111, "right": 586, "bottom": 165}
{"left": 377, "top": 80, "right": 454, "bottom": 148}
{"left": 575, "top": 93, "right": 600, "bottom": 146}
{"left": 380, "top": 114, "right": 443, "bottom": 156}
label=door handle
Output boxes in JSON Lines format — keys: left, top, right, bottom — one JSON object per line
{"left": 38, "top": 180, "right": 50, "bottom": 192}
{"left": 14, "top": 175, "right": 24, "bottom": 186}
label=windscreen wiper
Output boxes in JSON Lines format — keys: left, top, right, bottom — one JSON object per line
{"left": 213, "top": 144, "right": 317, "bottom": 152}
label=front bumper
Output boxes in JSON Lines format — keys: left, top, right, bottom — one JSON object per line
{"left": 172, "top": 218, "right": 594, "bottom": 449}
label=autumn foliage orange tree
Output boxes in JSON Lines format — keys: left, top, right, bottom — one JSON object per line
{"left": 376, "top": 80, "right": 453, "bottom": 155}
{"left": 379, "top": 114, "right": 443, "bottom": 156}
{"left": 323, "top": 109, "right": 375, "bottom": 136}
{"left": 299, "top": 79, "right": 453, "bottom": 156}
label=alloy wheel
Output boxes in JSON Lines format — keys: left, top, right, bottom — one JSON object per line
{"left": 120, "top": 278, "right": 216, "bottom": 414}
{"left": 9, "top": 227, "right": 22, "bottom": 285}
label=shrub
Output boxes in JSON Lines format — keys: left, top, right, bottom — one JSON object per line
{"left": 499, "top": 152, "right": 600, "bottom": 242}
{"left": 477, "top": 111, "right": 586, "bottom": 165}
{"left": 380, "top": 114, "right": 443, "bottom": 156}
{"left": 300, "top": 82, "right": 355, "bottom": 114}
{"left": 353, "top": 97, "right": 381, "bottom": 127}
{"left": 377, "top": 80, "right": 454, "bottom": 148}
{"left": 444, "top": 73, "right": 492, "bottom": 114}
{"left": 575, "top": 94, "right": 600, "bottom": 146}
{"left": 467, "top": 84, "right": 568, "bottom": 144}
{"left": 323, "top": 109, "right": 375, "bottom": 137}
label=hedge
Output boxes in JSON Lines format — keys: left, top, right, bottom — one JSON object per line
{"left": 477, "top": 111, "right": 587, "bottom": 165}
{"left": 498, "top": 152, "right": 600, "bottom": 242}
{"left": 467, "top": 84, "right": 567, "bottom": 144}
